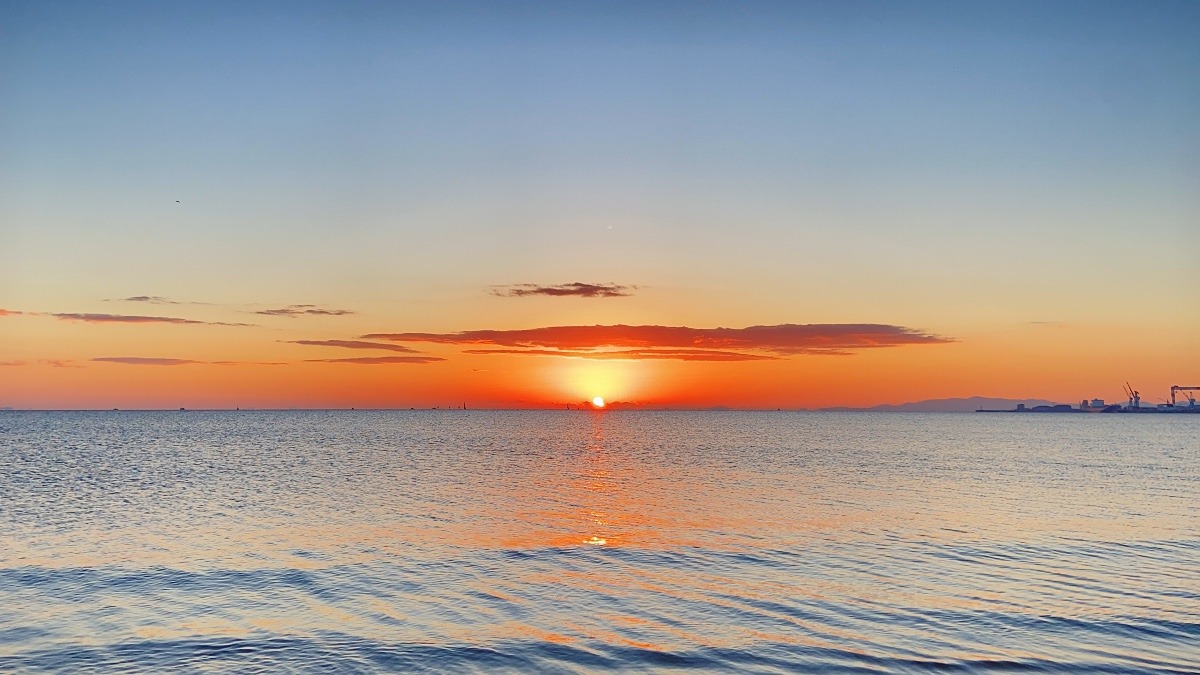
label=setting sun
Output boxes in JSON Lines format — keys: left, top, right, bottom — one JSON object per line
{"left": 592, "top": 397, "right": 605, "bottom": 408}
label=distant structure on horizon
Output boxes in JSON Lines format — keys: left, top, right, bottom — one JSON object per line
{"left": 978, "top": 383, "right": 1199, "bottom": 414}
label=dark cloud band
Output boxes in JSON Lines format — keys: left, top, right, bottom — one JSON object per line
{"left": 363, "top": 323, "right": 951, "bottom": 360}
{"left": 54, "top": 313, "right": 252, "bottom": 326}
{"left": 289, "top": 340, "right": 419, "bottom": 353}
{"left": 256, "top": 305, "right": 355, "bottom": 317}
{"left": 303, "top": 356, "right": 445, "bottom": 365}
{"left": 108, "top": 296, "right": 210, "bottom": 305}
{"left": 490, "top": 283, "right": 634, "bottom": 298}
{"left": 462, "top": 348, "right": 776, "bottom": 361}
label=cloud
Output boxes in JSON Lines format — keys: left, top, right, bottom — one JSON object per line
{"left": 122, "top": 296, "right": 174, "bottom": 303}
{"left": 107, "top": 296, "right": 210, "bottom": 305}
{"left": 463, "top": 348, "right": 776, "bottom": 361}
{"left": 56, "top": 313, "right": 201, "bottom": 324}
{"left": 255, "top": 305, "right": 355, "bottom": 317}
{"left": 92, "top": 357, "right": 285, "bottom": 366}
{"left": 490, "top": 282, "right": 635, "bottom": 298}
{"left": 93, "top": 357, "right": 203, "bottom": 366}
{"left": 304, "top": 356, "right": 445, "bottom": 365}
{"left": 53, "top": 313, "right": 252, "bottom": 327}
{"left": 41, "top": 359, "right": 83, "bottom": 368}
{"left": 0, "top": 309, "right": 23, "bottom": 316}
{"left": 0, "top": 358, "right": 78, "bottom": 367}
{"left": 362, "top": 323, "right": 951, "bottom": 360}
{"left": 288, "top": 339, "right": 419, "bottom": 353}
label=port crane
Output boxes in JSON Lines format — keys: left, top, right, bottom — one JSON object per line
{"left": 1123, "top": 382, "right": 1141, "bottom": 409}
{"left": 1172, "top": 385, "right": 1199, "bottom": 407}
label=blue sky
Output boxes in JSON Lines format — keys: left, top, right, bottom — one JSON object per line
{"left": 1, "top": 1, "right": 1197, "bottom": 406}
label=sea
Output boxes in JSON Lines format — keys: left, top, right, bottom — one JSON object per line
{"left": 0, "top": 410, "right": 1196, "bottom": 673}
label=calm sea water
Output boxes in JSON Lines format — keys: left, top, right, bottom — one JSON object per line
{"left": 0, "top": 411, "right": 1196, "bottom": 673}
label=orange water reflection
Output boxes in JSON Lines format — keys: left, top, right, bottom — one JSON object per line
{"left": 450, "top": 413, "right": 878, "bottom": 553}
{"left": 463, "top": 413, "right": 681, "bottom": 550}
{"left": 4, "top": 412, "right": 1197, "bottom": 670}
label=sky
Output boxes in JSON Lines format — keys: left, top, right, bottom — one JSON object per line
{"left": 2, "top": 0, "right": 1198, "bottom": 409}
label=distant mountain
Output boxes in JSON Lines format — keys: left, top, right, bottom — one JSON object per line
{"left": 820, "top": 397, "right": 1059, "bottom": 413}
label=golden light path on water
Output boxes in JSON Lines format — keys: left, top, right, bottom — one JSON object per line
{"left": 0, "top": 410, "right": 1196, "bottom": 671}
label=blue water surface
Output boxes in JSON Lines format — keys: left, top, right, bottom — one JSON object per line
{"left": 1, "top": 411, "right": 1197, "bottom": 673}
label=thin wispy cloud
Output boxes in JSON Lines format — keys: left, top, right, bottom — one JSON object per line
{"left": 107, "top": 296, "right": 211, "bottom": 305}
{"left": 53, "top": 313, "right": 253, "bottom": 327}
{"left": 41, "top": 359, "right": 83, "bottom": 368}
{"left": 304, "top": 356, "right": 445, "bottom": 365}
{"left": 255, "top": 305, "right": 355, "bottom": 317}
{"left": 363, "top": 323, "right": 952, "bottom": 360}
{"left": 93, "top": 357, "right": 203, "bottom": 366}
{"left": 57, "top": 313, "right": 201, "bottom": 324}
{"left": 0, "top": 309, "right": 23, "bottom": 316}
{"left": 490, "top": 282, "right": 635, "bottom": 298}
{"left": 122, "top": 295, "right": 176, "bottom": 303}
{"left": 92, "top": 357, "right": 285, "bottom": 366}
{"left": 288, "top": 339, "right": 419, "bottom": 353}
{"left": 0, "top": 360, "right": 24, "bottom": 366}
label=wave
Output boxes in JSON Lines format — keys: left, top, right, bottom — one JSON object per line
{"left": 5, "top": 634, "right": 1200, "bottom": 674}
{"left": 2, "top": 558, "right": 1198, "bottom": 673}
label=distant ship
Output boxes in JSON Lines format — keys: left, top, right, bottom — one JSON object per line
{"left": 978, "top": 383, "right": 1199, "bottom": 413}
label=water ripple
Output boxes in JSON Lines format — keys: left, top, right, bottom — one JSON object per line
{"left": 1, "top": 410, "right": 1197, "bottom": 672}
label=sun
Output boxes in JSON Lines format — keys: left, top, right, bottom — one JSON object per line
{"left": 592, "top": 396, "right": 606, "bottom": 408}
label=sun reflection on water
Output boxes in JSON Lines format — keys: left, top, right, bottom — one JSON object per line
{"left": 4, "top": 412, "right": 1197, "bottom": 673}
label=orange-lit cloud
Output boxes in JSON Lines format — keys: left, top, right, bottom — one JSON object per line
{"left": 490, "top": 282, "right": 635, "bottom": 298}
{"left": 288, "top": 339, "right": 420, "bottom": 353}
{"left": 0, "top": 309, "right": 23, "bottom": 316}
{"left": 93, "top": 357, "right": 203, "bottom": 366}
{"left": 52, "top": 313, "right": 252, "bottom": 326}
{"left": 304, "top": 356, "right": 445, "bottom": 364}
{"left": 463, "top": 348, "right": 775, "bottom": 361}
{"left": 364, "top": 323, "right": 951, "bottom": 359}
{"left": 0, "top": 360, "right": 24, "bottom": 366}
{"left": 255, "top": 305, "right": 355, "bottom": 317}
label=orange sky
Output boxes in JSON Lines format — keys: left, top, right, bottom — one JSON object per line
{"left": 1, "top": 305, "right": 1194, "bottom": 409}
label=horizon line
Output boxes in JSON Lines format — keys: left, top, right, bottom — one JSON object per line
{"left": 0, "top": 407, "right": 1044, "bottom": 413}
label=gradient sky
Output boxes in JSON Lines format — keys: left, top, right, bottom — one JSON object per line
{"left": 2, "top": 1, "right": 1198, "bottom": 409}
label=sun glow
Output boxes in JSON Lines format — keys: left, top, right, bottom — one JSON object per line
{"left": 554, "top": 360, "right": 648, "bottom": 405}
{"left": 592, "top": 396, "right": 605, "bottom": 408}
